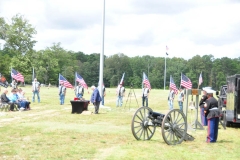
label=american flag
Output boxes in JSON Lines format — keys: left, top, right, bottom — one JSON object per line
{"left": 198, "top": 72, "right": 203, "bottom": 86}
{"left": 143, "top": 72, "right": 151, "bottom": 90}
{"left": 75, "top": 72, "right": 88, "bottom": 89}
{"left": 170, "top": 75, "right": 178, "bottom": 94}
{"left": 166, "top": 45, "right": 169, "bottom": 55}
{"left": 11, "top": 68, "right": 24, "bottom": 82}
{"left": 59, "top": 74, "right": 73, "bottom": 88}
{"left": 181, "top": 73, "right": 192, "bottom": 89}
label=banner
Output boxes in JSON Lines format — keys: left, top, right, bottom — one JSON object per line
{"left": 0, "top": 73, "right": 9, "bottom": 88}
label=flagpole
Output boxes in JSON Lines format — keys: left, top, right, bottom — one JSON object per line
{"left": 164, "top": 53, "right": 167, "bottom": 90}
{"left": 75, "top": 72, "right": 76, "bottom": 88}
{"left": 99, "top": 0, "right": 105, "bottom": 98}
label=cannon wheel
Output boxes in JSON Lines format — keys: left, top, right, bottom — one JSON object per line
{"left": 131, "top": 106, "right": 156, "bottom": 140}
{"left": 161, "top": 109, "right": 187, "bottom": 145}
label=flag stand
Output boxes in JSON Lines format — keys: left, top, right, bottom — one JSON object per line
{"left": 124, "top": 84, "right": 139, "bottom": 110}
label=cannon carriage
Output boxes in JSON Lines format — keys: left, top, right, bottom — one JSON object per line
{"left": 131, "top": 106, "right": 194, "bottom": 145}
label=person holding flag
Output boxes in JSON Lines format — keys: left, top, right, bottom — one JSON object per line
{"left": 75, "top": 82, "right": 84, "bottom": 98}
{"left": 142, "top": 72, "right": 151, "bottom": 107}
{"left": 116, "top": 73, "right": 125, "bottom": 107}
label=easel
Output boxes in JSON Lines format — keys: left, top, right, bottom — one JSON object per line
{"left": 183, "top": 89, "right": 204, "bottom": 130}
{"left": 124, "top": 86, "right": 139, "bottom": 110}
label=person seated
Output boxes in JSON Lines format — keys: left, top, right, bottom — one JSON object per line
{"left": 17, "top": 88, "right": 31, "bottom": 110}
{"left": 8, "top": 89, "right": 21, "bottom": 110}
{"left": 0, "top": 88, "right": 15, "bottom": 111}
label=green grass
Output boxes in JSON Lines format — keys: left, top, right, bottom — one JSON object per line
{"left": 0, "top": 86, "right": 240, "bottom": 160}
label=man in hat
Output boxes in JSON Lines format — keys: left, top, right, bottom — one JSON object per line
{"left": 204, "top": 88, "right": 222, "bottom": 143}
{"left": 116, "top": 83, "right": 125, "bottom": 107}
{"left": 32, "top": 78, "right": 40, "bottom": 103}
{"left": 199, "top": 87, "right": 211, "bottom": 126}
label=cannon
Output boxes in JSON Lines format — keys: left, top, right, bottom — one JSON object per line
{"left": 131, "top": 107, "right": 194, "bottom": 145}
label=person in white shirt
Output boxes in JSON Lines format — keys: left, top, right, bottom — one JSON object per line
{"left": 142, "top": 83, "right": 150, "bottom": 107}
{"left": 116, "top": 83, "right": 125, "bottom": 107}
{"left": 32, "top": 78, "right": 40, "bottom": 103}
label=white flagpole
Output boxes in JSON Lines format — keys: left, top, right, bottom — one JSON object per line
{"left": 164, "top": 52, "right": 167, "bottom": 90}
{"left": 99, "top": 0, "right": 105, "bottom": 98}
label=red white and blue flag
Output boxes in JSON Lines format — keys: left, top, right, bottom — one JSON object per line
{"left": 75, "top": 72, "right": 88, "bottom": 89}
{"left": 143, "top": 72, "right": 151, "bottom": 90}
{"left": 59, "top": 74, "right": 73, "bottom": 88}
{"left": 166, "top": 45, "right": 169, "bottom": 55}
{"left": 170, "top": 75, "right": 178, "bottom": 94}
{"left": 11, "top": 68, "right": 24, "bottom": 82}
{"left": 181, "top": 73, "right": 192, "bottom": 89}
{"left": 198, "top": 72, "right": 203, "bottom": 86}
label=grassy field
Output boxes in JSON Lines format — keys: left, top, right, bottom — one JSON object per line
{"left": 0, "top": 86, "right": 240, "bottom": 160}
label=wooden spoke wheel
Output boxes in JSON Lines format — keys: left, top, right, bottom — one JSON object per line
{"left": 131, "top": 107, "right": 156, "bottom": 140}
{"left": 161, "top": 109, "right": 187, "bottom": 145}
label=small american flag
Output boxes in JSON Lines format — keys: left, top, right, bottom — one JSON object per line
{"left": 143, "top": 72, "right": 151, "bottom": 90}
{"left": 59, "top": 74, "right": 73, "bottom": 88}
{"left": 170, "top": 75, "right": 178, "bottom": 94}
{"left": 198, "top": 72, "right": 203, "bottom": 86}
{"left": 166, "top": 45, "right": 169, "bottom": 55}
{"left": 75, "top": 72, "right": 88, "bottom": 89}
{"left": 11, "top": 68, "right": 24, "bottom": 82}
{"left": 181, "top": 73, "right": 192, "bottom": 89}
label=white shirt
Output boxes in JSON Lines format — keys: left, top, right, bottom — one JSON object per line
{"left": 142, "top": 87, "right": 149, "bottom": 97}
{"left": 32, "top": 81, "right": 40, "bottom": 91}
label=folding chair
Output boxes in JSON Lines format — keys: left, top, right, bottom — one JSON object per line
{"left": 0, "top": 101, "right": 10, "bottom": 112}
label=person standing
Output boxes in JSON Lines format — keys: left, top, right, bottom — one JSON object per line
{"left": 11, "top": 79, "right": 17, "bottom": 89}
{"left": 178, "top": 88, "right": 184, "bottom": 111}
{"left": 90, "top": 85, "right": 102, "bottom": 114}
{"left": 75, "top": 82, "right": 84, "bottom": 98}
{"left": 199, "top": 87, "right": 209, "bottom": 126}
{"left": 204, "top": 88, "right": 222, "bottom": 143}
{"left": 32, "top": 78, "right": 40, "bottom": 103}
{"left": 59, "top": 82, "right": 66, "bottom": 105}
{"left": 168, "top": 88, "right": 175, "bottom": 110}
{"left": 142, "top": 83, "right": 149, "bottom": 107}
{"left": 116, "top": 83, "right": 125, "bottom": 107}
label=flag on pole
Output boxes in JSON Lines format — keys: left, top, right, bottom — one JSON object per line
{"left": 11, "top": 68, "right": 24, "bottom": 82}
{"left": 59, "top": 74, "right": 73, "bottom": 88}
{"left": 32, "top": 67, "right": 35, "bottom": 81}
{"left": 143, "top": 72, "right": 151, "bottom": 90}
{"left": 166, "top": 45, "right": 169, "bottom": 55}
{"left": 75, "top": 72, "right": 88, "bottom": 89}
{"left": 170, "top": 75, "right": 178, "bottom": 94}
{"left": 198, "top": 72, "right": 203, "bottom": 86}
{"left": 180, "top": 73, "right": 192, "bottom": 89}
{"left": 119, "top": 72, "right": 125, "bottom": 85}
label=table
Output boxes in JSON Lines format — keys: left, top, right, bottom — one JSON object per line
{"left": 70, "top": 100, "right": 90, "bottom": 114}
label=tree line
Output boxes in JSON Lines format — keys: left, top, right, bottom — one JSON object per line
{"left": 1, "top": 14, "right": 240, "bottom": 90}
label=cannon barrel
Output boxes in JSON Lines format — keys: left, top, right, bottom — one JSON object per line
{"left": 149, "top": 111, "right": 165, "bottom": 118}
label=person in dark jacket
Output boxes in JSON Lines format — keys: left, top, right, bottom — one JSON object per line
{"left": 0, "top": 88, "right": 14, "bottom": 111}
{"left": 90, "top": 85, "right": 102, "bottom": 114}
{"left": 204, "top": 88, "right": 222, "bottom": 143}
{"left": 199, "top": 87, "right": 211, "bottom": 126}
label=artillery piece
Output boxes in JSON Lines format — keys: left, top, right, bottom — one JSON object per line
{"left": 131, "top": 107, "right": 194, "bottom": 145}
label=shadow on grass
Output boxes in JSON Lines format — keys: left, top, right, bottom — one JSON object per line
{"left": 217, "top": 140, "right": 233, "bottom": 143}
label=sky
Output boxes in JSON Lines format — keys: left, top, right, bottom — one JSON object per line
{"left": 0, "top": 0, "right": 240, "bottom": 60}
